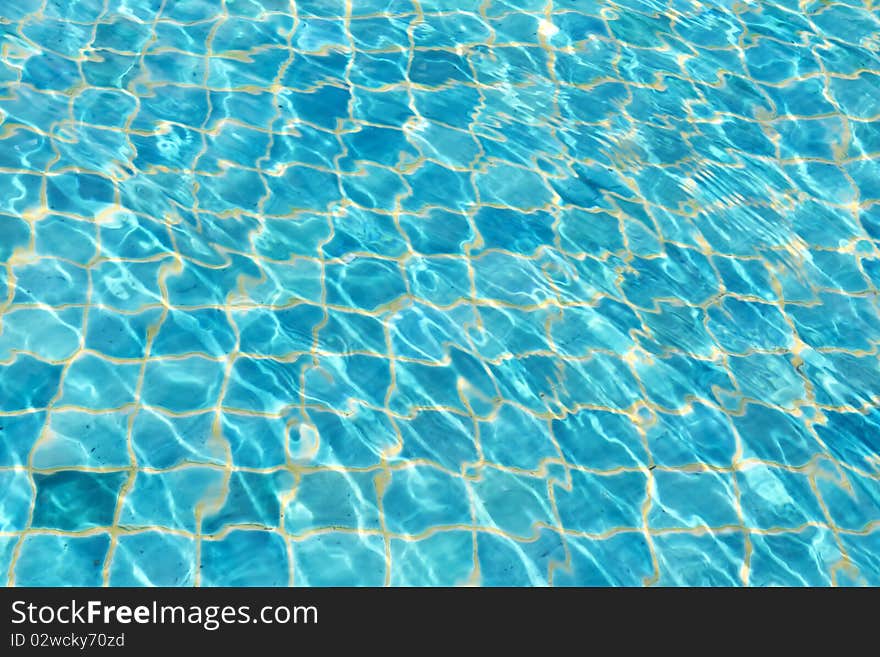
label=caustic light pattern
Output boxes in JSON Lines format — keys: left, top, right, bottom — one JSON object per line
{"left": 1, "top": 0, "right": 880, "bottom": 586}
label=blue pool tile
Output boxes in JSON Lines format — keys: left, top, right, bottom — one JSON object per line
{"left": 778, "top": 146, "right": 841, "bottom": 198}
{"left": 350, "top": 16, "right": 409, "bottom": 49}
{"left": 166, "top": 256, "right": 262, "bottom": 306}
{"left": 351, "top": 89, "right": 414, "bottom": 130}
{"left": 268, "top": 126, "right": 342, "bottom": 172}
{"left": 640, "top": 303, "right": 716, "bottom": 357}
{"left": 94, "top": 16, "right": 151, "bottom": 51}
{"left": 749, "top": 528, "right": 844, "bottom": 587}
{"left": 727, "top": 353, "right": 806, "bottom": 409}
{"left": 141, "top": 357, "right": 226, "bottom": 413}
{"left": 401, "top": 163, "right": 470, "bottom": 213}
{"left": 220, "top": 412, "right": 290, "bottom": 468}
{"left": 0, "top": 90, "right": 68, "bottom": 142}
{"left": 33, "top": 215, "right": 97, "bottom": 264}
{"left": 305, "top": 355, "right": 391, "bottom": 412}
{"left": 389, "top": 361, "right": 466, "bottom": 416}
{"left": 471, "top": 468, "right": 555, "bottom": 538}
{"left": 814, "top": 410, "right": 880, "bottom": 473}
{"left": 3, "top": 0, "right": 42, "bottom": 21}
{"left": 85, "top": 308, "right": 163, "bottom": 359}
{"left": 732, "top": 403, "right": 824, "bottom": 467}
{"left": 474, "top": 252, "right": 556, "bottom": 305}
{"left": 737, "top": 465, "right": 826, "bottom": 530}
{"left": 864, "top": 257, "right": 880, "bottom": 291}
{"left": 153, "top": 309, "right": 237, "bottom": 358}
{"left": 473, "top": 207, "right": 555, "bottom": 255}
{"left": 219, "top": 16, "right": 293, "bottom": 45}
{"left": 815, "top": 469, "right": 880, "bottom": 532}
{"left": 131, "top": 126, "right": 203, "bottom": 172}
{"left": 109, "top": 532, "right": 197, "bottom": 586}
{"left": 390, "top": 531, "right": 475, "bottom": 586}
{"left": 0, "top": 470, "right": 31, "bottom": 532}
{"left": 319, "top": 308, "right": 388, "bottom": 356}
{"left": 840, "top": 529, "right": 880, "bottom": 586}
{"left": 0, "top": 536, "right": 17, "bottom": 580}
{"left": 0, "top": 173, "right": 41, "bottom": 215}
{"left": 800, "top": 352, "right": 879, "bottom": 408}
{"left": 236, "top": 306, "right": 322, "bottom": 357}
{"left": 649, "top": 470, "right": 740, "bottom": 529}
{"left": 707, "top": 299, "right": 794, "bottom": 352}
{"left": 549, "top": 303, "right": 638, "bottom": 355}
{"left": 791, "top": 200, "right": 861, "bottom": 247}
{"left": 560, "top": 81, "right": 630, "bottom": 126}
{"left": 623, "top": 218, "right": 663, "bottom": 256}
{"left": 383, "top": 466, "right": 471, "bottom": 535}
{"left": 405, "top": 256, "right": 471, "bottom": 307}
{"left": 389, "top": 304, "right": 473, "bottom": 362}
{"left": 325, "top": 258, "right": 407, "bottom": 311}
{"left": 99, "top": 215, "right": 173, "bottom": 259}
{"left": 480, "top": 404, "right": 558, "bottom": 471}
{"left": 342, "top": 124, "right": 419, "bottom": 169}
{"left": 0, "top": 412, "right": 46, "bottom": 467}
{"left": 466, "top": 306, "right": 550, "bottom": 360}
{"left": 46, "top": 172, "right": 115, "bottom": 216}
{"left": 862, "top": 206, "right": 880, "bottom": 242}
{"left": 201, "top": 125, "right": 270, "bottom": 173}
{"left": 120, "top": 468, "right": 226, "bottom": 532}
{"left": 789, "top": 292, "right": 879, "bottom": 350}
{"left": 0, "top": 308, "right": 82, "bottom": 362}
{"left": 646, "top": 405, "right": 736, "bottom": 468}
{"left": 201, "top": 530, "right": 289, "bottom": 586}
{"left": 556, "top": 532, "right": 654, "bottom": 587}
{"left": 557, "top": 209, "right": 623, "bottom": 257}
{"left": 25, "top": 53, "right": 83, "bottom": 91}
{"left": 552, "top": 410, "right": 646, "bottom": 470}
{"left": 132, "top": 85, "right": 209, "bottom": 132}
{"left": 621, "top": 248, "right": 720, "bottom": 308}
{"left": 74, "top": 89, "right": 137, "bottom": 128}
{"left": 477, "top": 529, "right": 566, "bottom": 586}
{"left": 15, "top": 534, "right": 110, "bottom": 586}
{"left": 132, "top": 410, "right": 223, "bottom": 469}
{"left": 32, "top": 470, "right": 127, "bottom": 532}
{"left": 253, "top": 217, "right": 331, "bottom": 260}
{"left": 35, "top": 410, "right": 131, "bottom": 469}
{"left": 13, "top": 259, "right": 89, "bottom": 306}
{"left": 203, "top": 470, "right": 295, "bottom": 534}
{"left": 408, "top": 123, "right": 482, "bottom": 172}
{"left": 0, "top": 214, "right": 31, "bottom": 261}
{"left": 445, "top": 348, "right": 498, "bottom": 416}
{"left": 809, "top": 249, "right": 871, "bottom": 293}
{"left": 560, "top": 355, "right": 645, "bottom": 411}
{"left": 395, "top": 410, "right": 479, "bottom": 471}
{"left": 293, "top": 534, "right": 385, "bottom": 587}
{"left": 556, "top": 471, "right": 647, "bottom": 535}
{"left": 636, "top": 354, "right": 735, "bottom": 411}
{"left": 830, "top": 71, "right": 880, "bottom": 120}
{"left": 90, "top": 260, "right": 166, "bottom": 311}
{"left": 285, "top": 470, "right": 381, "bottom": 534}
{"left": 653, "top": 532, "right": 746, "bottom": 586}
{"left": 284, "top": 52, "right": 348, "bottom": 91}
{"left": 323, "top": 208, "right": 409, "bottom": 259}
{"left": 281, "top": 88, "right": 352, "bottom": 133}
{"left": 309, "top": 406, "right": 399, "bottom": 468}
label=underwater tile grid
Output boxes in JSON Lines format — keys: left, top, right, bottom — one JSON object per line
{"left": 0, "top": 0, "right": 879, "bottom": 588}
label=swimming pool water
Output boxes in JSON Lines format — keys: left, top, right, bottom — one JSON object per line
{"left": 1, "top": 0, "right": 879, "bottom": 586}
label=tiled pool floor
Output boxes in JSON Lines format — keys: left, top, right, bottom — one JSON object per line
{"left": 1, "top": 0, "right": 880, "bottom": 586}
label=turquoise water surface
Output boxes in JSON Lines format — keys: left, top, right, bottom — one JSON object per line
{"left": 1, "top": 0, "right": 880, "bottom": 586}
